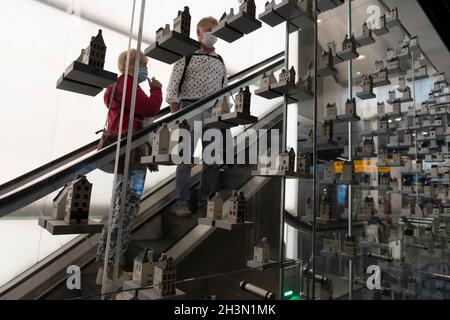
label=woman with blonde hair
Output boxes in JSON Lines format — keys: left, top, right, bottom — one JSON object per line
{"left": 96, "top": 49, "right": 163, "bottom": 289}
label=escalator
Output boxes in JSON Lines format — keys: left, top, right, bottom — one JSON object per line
{"left": 0, "top": 52, "right": 287, "bottom": 300}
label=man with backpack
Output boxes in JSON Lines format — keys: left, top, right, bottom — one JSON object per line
{"left": 166, "top": 16, "right": 228, "bottom": 218}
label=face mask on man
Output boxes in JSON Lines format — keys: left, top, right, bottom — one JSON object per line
{"left": 201, "top": 32, "right": 218, "bottom": 48}
{"left": 137, "top": 67, "right": 148, "bottom": 83}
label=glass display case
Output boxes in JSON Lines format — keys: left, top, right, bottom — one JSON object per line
{"left": 0, "top": 0, "right": 449, "bottom": 301}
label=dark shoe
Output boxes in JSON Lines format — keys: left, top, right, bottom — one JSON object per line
{"left": 175, "top": 203, "right": 192, "bottom": 218}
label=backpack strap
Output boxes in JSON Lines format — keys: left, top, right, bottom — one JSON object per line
{"left": 177, "top": 53, "right": 226, "bottom": 96}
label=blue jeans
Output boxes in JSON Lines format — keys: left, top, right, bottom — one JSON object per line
{"left": 175, "top": 100, "right": 221, "bottom": 206}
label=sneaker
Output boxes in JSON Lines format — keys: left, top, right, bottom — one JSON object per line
{"left": 175, "top": 203, "right": 192, "bottom": 218}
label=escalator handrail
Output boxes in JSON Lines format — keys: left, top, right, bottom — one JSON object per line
{"left": 0, "top": 55, "right": 285, "bottom": 217}
{"left": 0, "top": 52, "right": 284, "bottom": 198}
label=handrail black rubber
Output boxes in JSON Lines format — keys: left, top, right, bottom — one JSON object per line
{"left": 0, "top": 52, "right": 284, "bottom": 197}
{"left": 0, "top": 56, "right": 285, "bottom": 217}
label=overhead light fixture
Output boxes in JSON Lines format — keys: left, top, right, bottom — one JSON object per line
{"left": 317, "top": 19, "right": 322, "bottom": 23}
{"left": 356, "top": 72, "right": 361, "bottom": 75}
{"left": 357, "top": 55, "right": 366, "bottom": 60}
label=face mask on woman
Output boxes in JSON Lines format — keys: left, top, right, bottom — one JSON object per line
{"left": 137, "top": 68, "right": 148, "bottom": 83}
{"left": 201, "top": 32, "right": 218, "bottom": 48}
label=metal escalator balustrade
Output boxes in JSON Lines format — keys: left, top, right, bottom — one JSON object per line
{"left": 0, "top": 54, "right": 285, "bottom": 298}
{"left": 0, "top": 54, "right": 284, "bottom": 217}
{"left": 0, "top": 52, "right": 284, "bottom": 199}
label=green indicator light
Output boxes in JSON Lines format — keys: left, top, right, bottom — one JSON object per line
{"left": 284, "top": 290, "right": 294, "bottom": 297}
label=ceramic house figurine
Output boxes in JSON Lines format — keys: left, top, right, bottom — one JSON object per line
{"left": 392, "top": 100, "right": 401, "bottom": 114}
{"left": 226, "top": 190, "right": 246, "bottom": 223}
{"left": 431, "top": 165, "right": 439, "bottom": 178}
{"left": 297, "top": 153, "right": 312, "bottom": 175}
{"left": 212, "top": 96, "right": 231, "bottom": 117}
{"left": 386, "top": 7, "right": 399, "bottom": 25}
{"left": 409, "top": 36, "right": 418, "bottom": 48}
{"left": 265, "top": 0, "right": 276, "bottom": 11}
{"left": 432, "top": 204, "right": 441, "bottom": 216}
{"left": 422, "top": 116, "right": 431, "bottom": 127}
{"left": 379, "top": 173, "right": 390, "bottom": 188}
{"left": 323, "top": 235, "right": 339, "bottom": 253}
{"left": 392, "top": 151, "right": 402, "bottom": 163}
{"left": 360, "top": 75, "right": 374, "bottom": 95}
{"left": 64, "top": 176, "right": 92, "bottom": 225}
{"left": 219, "top": 8, "right": 235, "bottom": 24}
{"left": 133, "top": 248, "right": 155, "bottom": 286}
{"left": 386, "top": 47, "right": 396, "bottom": 61}
{"left": 434, "top": 116, "right": 443, "bottom": 126}
{"left": 53, "top": 184, "right": 70, "bottom": 220}
{"left": 430, "top": 128, "right": 437, "bottom": 139}
{"left": 342, "top": 34, "right": 357, "bottom": 52}
{"left": 278, "top": 149, "right": 296, "bottom": 172}
{"left": 423, "top": 180, "right": 433, "bottom": 197}
{"left": 413, "top": 115, "right": 420, "bottom": 127}
{"left": 326, "top": 102, "right": 338, "bottom": 117}
{"left": 323, "top": 162, "right": 336, "bottom": 181}
{"left": 173, "top": 6, "right": 191, "bottom": 37}
{"left": 279, "top": 66, "right": 296, "bottom": 85}
{"left": 240, "top": 0, "right": 256, "bottom": 17}
{"left": 387, "top": 57, "right": 400, "bottom": 72}
{"left": 322, "top": 120, "right": 334, "bottom": 141}
{"left": 415, "top": 203, "right": 424, "bottom": 218}
{"left": 374, "top": 60, "right": 384, "bottom": 73}
{"left": 342, "top": 161, "right": 353, "bottom": 182}
{"left": 378, "top": 117, "right": 388, "bottom": 131}
{"left": 420, "top": 102, "right": 428, "bottom": 114}
{"left": 437, "top": 72, "right": 446, "bottom": 83}
{"left": 375, "top": 67, "right": 389, "bottom": 83}
{"left": 320, "top": 49, "right": 334, "bottom": 70}
{"left": 389, "top": 90, "right": 396, "bottom": 102}
{"left": 152, "top": 123, "right": 171, "bottom": 156}
{"left": 362, "top": 138, "right": 375, "bottom": 154}
{"left": 344, "top": 235, "right": 359, "bottom": 256}
{"left": 77, "top": 30, "right": 106, "bottom": 70}
{"left": 413, "top": 160, "right": 423, "bottom": 172}
{"left": 428, "top": 93, "right": 436, "bottom": 104}
{"left": 156, "top": 24, "right": 171, "bottom": 42}
{"left": 389, "top": 135, "right": 398, "bottom": 146}
{"left": 254, "top": 237, "right": 270, "bottom": 263}
{"left": 443, "top": 202, "right": 450, "bottom": 215}
{"left": 345, "top": 98, "right": 357, "bottom": 115}
{"left": 153, "top": 254, "right": 176, "bottom": 297}
{"left": 377, "top": 102, "right": 385, "bottom": 115}
{"left": 297, "top": 72, "right": 312, "bottom": 92}
{"left": 363, "top": 197, "right": 375, "bottom": 217}
{"left": 207, "top": 192, "right": 224, "bottom": 220}
{"left": 444, "top": 172, "right": 450, "bottom": 182}
{"left": 235, "top": 86, "right": 251, "bottom": 114}
{"left": 362, "top": 22, "right": 371, "bottom": 38}
{"left": 319, "top": 192, "right": 333, "bottom": 220}
{"left": 377, "top": 148, "right": 386, "bottom": 163}
{"left": 402, "top": 179, "right": 412, "bottom": 193}
{"left": 260, "top": 73, "right": 277, "bottom": 90}
{"left": 398, "top": 76, "right": 406, "bottom": 90}
{"left": 403, "top": 87, "right": 412, "bottom": 100}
